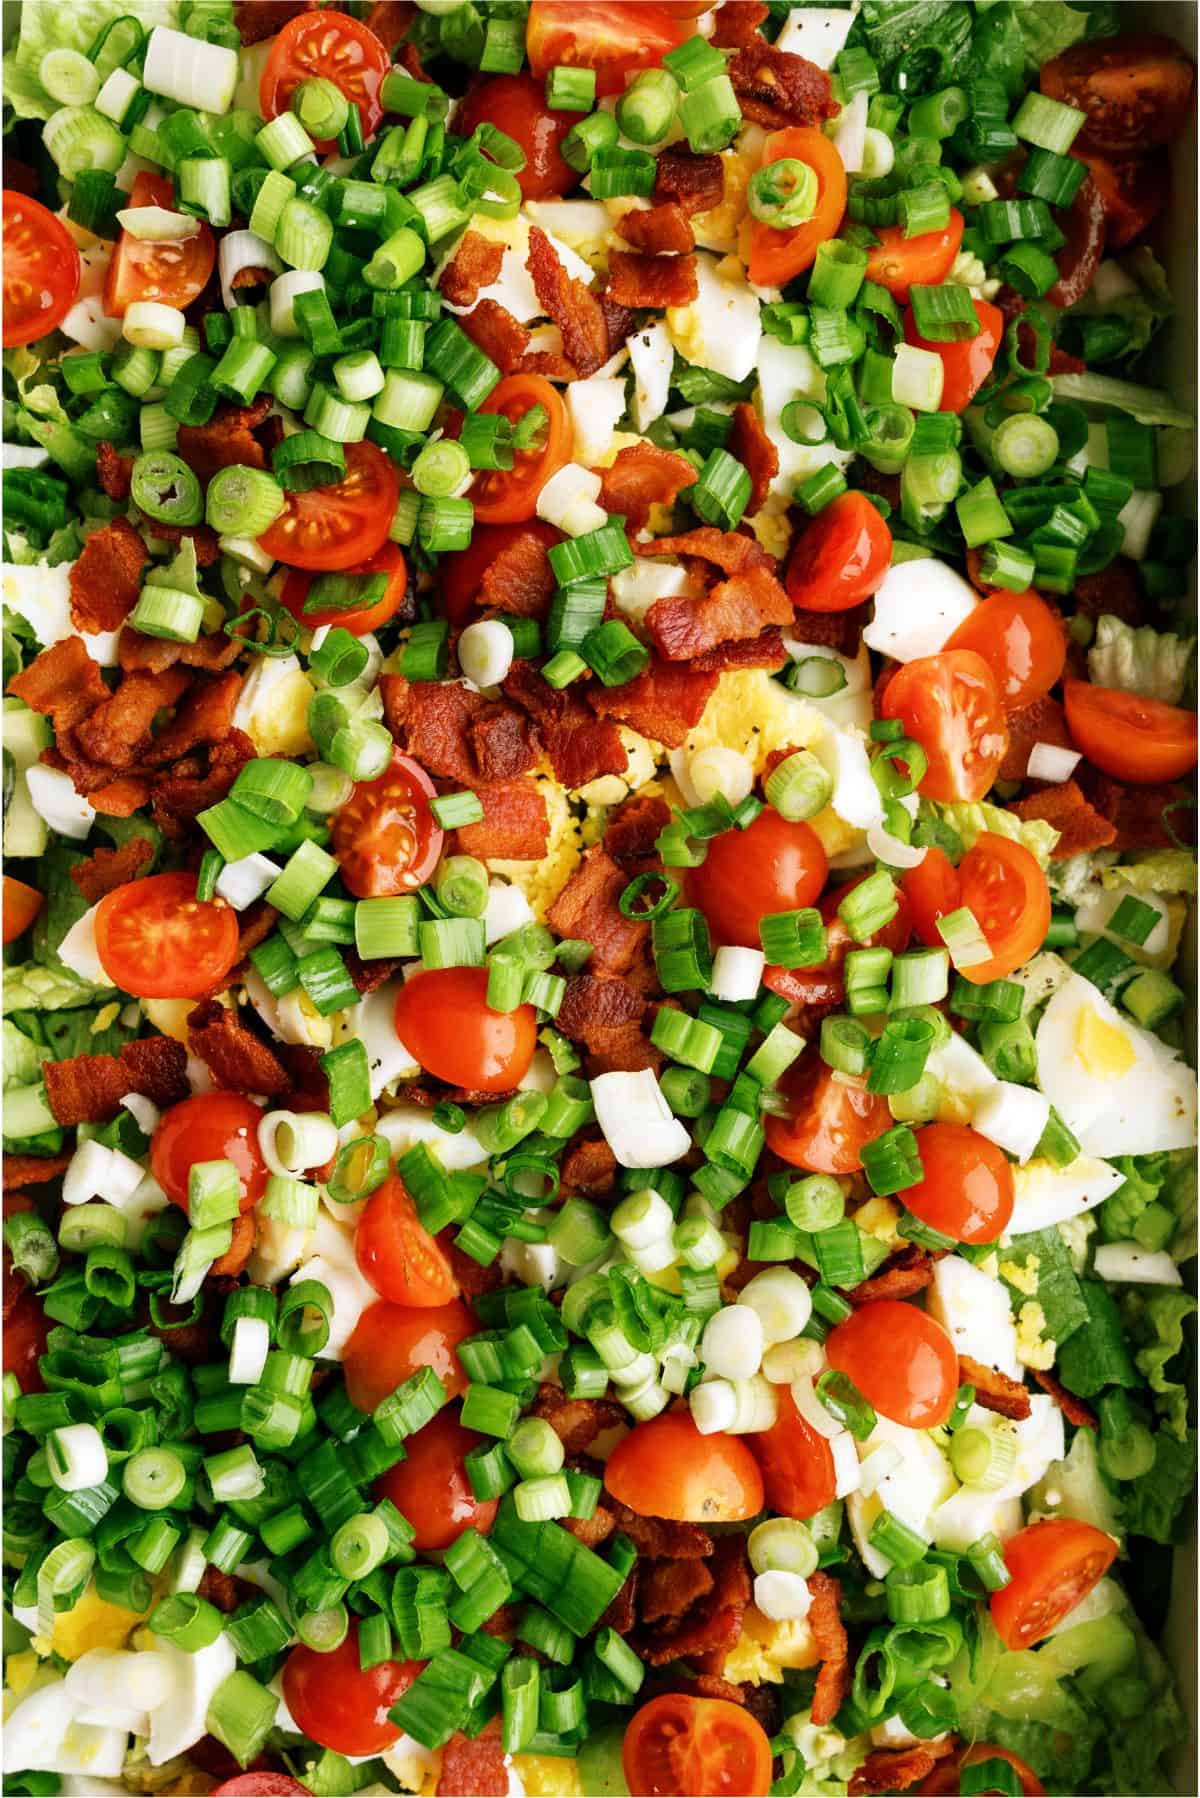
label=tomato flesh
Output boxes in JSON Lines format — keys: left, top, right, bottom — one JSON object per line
{"left": 956, "top": 832, "right": 1052, "bottom": 985}
{"left": 3, "top": 191, "right": 80, "bottom": 348}
{"left": 261, "top": 9, "right": 390, "bottom": 141}
{"left": 94, "top": 871, "right": 240, "bottom": 1000}
{"left": 945, "top": 587, "right": 1066, "bottom": 712}
{"left": 2, "top": 876, "right": 42, "bottom": 945}
{"left": 865, "top": 211, "right": 964, "bottom": 300}
{"left": 343, "top": 1298, "right": 476, "bottom": 1412}
{"left": 904, "top": 297, "right": 1003, "bottom": 414}
{"left": 281, "top": 542, "right": 408, "bottom": 634}
{"left": 376, "top": 1404, "right": 499, "bottom": 1550}
{"left": 354, "top": 1173, "right": 459, "bottom": 1307}
{"left": 1041, "top": 31, "right": 1196, "bottom": 155}
{"left": 394, "top": 965, "right": 537, "bottom": 1092}
{"left": 905, "top": 1122, "right": 1015, "bottom": 1244}
{"left": 259, "top": 440, "right": 399, "bottom": 572}
{"left": 687, "top": 809, "right": 827, "bottom": 950}
{"left": 1063, "top": 679, "right": 1199, "bottom": 784}
{"left": 526, "top": 1, "right": 693, "bottom": 95}
{"left": 103, "top": 173, "right": 214, "bottom": 318}
{"left": 764, "top": 1056, "right": 892, "bottom": 1175}
{"left": 151, "top": 1093, "right": 269, "bottom": 1213}
{"left": 471, "top": 375, "right": 571, "bottom": 524}
{"left": 785, "top": 492, "right": 892, "bottom": 613}
{"left": 282, "top": 1627, "right": 419, "bottom": 1755}
{"left": 765, "top": 879, "right": 913, "bottom": 1011}
{"left": 456, "top": 74, "right": 577, "bottom": 198}
{"left": 624, "top": 1694, "right": 773, "bottom": 1798}
{"left": 825, "top": 1299, "right": 959, "bottom": 1429}
{"left": 990, "top": 1518, "right": 1118, "bottom": 1649}
{"left": 749, "top": 1384, "right": 837, "bottom": 1520}
{"left": 748, "top": 128, "right": 847, "bottom": 288}
{"left": 604, "top": 1410, "right": 764, "bottom": 1523}
{"left": 882, "top": 650, "right": 1009, "bottom": 805}
{"left": 332, "top": 750, "right": 443, "bottom": 900}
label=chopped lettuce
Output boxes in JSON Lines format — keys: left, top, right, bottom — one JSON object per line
{"left": 1099, "top": 1154, "right": 1170, "bottom": 1243}
{"left": 1100, "top": 848, "right": 1198, "bottom": 897}
{"left": 1056, "top": 1280, "right": 1138, "bottom": 1398}
{"left": 1121, "top": 1286, "right": 1198, "bottom": 1440}
{"left": 1009, "top": 1, "right": 1092, "bottom": 68}
{"left": 31, "top": 844, "right": 92, "bottom": 976}
{"left": 1030, "top": 1426, "right": 1123, "bottom": 1538}
{"left": 3, "top": 0, "right": 180, "bottom": 122}
{"left": 1090, "top": 1623, "right": 1188, "bottom": 1790}
{"left": 1, "top": 962, "right": 113, "bottom": 1013}
{"left": 1001, "top": 1225, "right": 1089, "bottom": 1343}
{"left": 2, "top": 1018, "right": 46, "bottom": 1090}
{"left": 1088, "top": 614, "right": 1196, "bottom": 706}
{"left": 936, "top": 798, "right": 1060, "bottom": 868}
{"left": 1067, "top": 247, "right": 1174, "bottom": 365}
{"left": 1048, "top": 848, "right": 1120, "bottom": 906}
{"left": 1120, "top": 1427, "right": 1198, "bottom": 1545}
{"left": 856, "top": 0, "right": 974, "bottom": 76}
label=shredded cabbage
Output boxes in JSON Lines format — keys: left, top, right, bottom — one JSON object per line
{"left": 1088, "top": 613, "right": 1196, "bottom": 705}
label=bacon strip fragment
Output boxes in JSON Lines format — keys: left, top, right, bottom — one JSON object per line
{"left": 44, "top": 1037, "right": 189, "bottom": 1125}
{"left": 960, "top": 1354, "right": 1032, "bottom": 1421}
{"left": 437, "top": 1721, "right": 508, "bottom": 1797}
{"left": 649, "top": 563, "right": 792, "bottom": 661}
{"left": 475, "top": 521, "right": 560, "bottom": 620}
{"left": 96, "top": 441, "right": 133, "bottom": 501}
{"left": 74, "top": 668, "right": 191, "bottom": 770}
{"left": 459, "top": 297, "right": 531, "bottom": 374}
{"left": 1033, "top": 1367, "right": 1098, "bottom": 1429}
{"left": 529, "top": 1382, "right": 625, "bottom": 1453}
{"left": 526, "top": 225, "right": 609, "bottom": 378}
{"left": 809, "top": 1570, "right": 850, "bottom": 1726}
{"left": 727, "top": 402, "right": 779, "bottom": 514}
{"left": 607, "top": 249, "right": 698, "bottom": 310}
{"left": 590, "top": 659, "right": 718, "bottom": 747}
{"left": 728, "top": 39, "right": 839, "bottom": 129}
{"left": 848, "top": 1244, "right": 935, "bottom": 1307}
{"left": 1011, "top": 779, "right": 1116, "bottom": 858}
{"left": 502, "top": 661, "right": 628, "bottom": 788}
{"left": 3, "top": 1153, "right": 73, "bottom": 1191}
{"left": 187, "top": 1001, "right": 292, "bottom": 1098}
{"left": 617, "top": 202, "right": 695, "bottom": 255}
{"left": 597, "top": 441, "right": 698, "bottom": 533}
{"left": 9, "top": 636, "right": 108, "bottom": 733}
{"left": 655, "top": 146, "right": 724, "bottom": 215}
{"left": 635, "top": 1535, "right": 751, "bottom": 1665}
{"left": 547, "top": 849, "right": 649, "bottom": 975}
{"left": 439, "top": 230, "right": 504, "bottom": 306}
{"left": 850, "top": 1742, "right": 959, "bottom": 1796}
{"left": 454, "top": 777, "right": 549, "bottom": 861}
{"left": 998, "top": 695, "right": 1072, "bottom": 782}
{"left": 176, "top": 396, "right": 271, "bottom": 486}
{"left": 70, "top": 837, "right": 155, "bottom": 903}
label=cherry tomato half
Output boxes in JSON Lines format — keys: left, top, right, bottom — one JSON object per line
{"left": 343, "top": 1298, "right": 476, "bottom": 1412}
{"left": 2, "top": 876, "right": 42, "bottom": 945}
{"left": 764, "top": 878, "right": 913, "bottom": 1011}
{"left": 903, "top": 834, "right": 1050, "bottom": 986}
{"left": 882, "top": 650, "right": 1009, "bottom": 805}
{"left": 920, "top": 1744, "right": 1045, "bottom": 1797}
{"left": 604, "top": 1410, "right": 764, "bottom": 1523}
{"left": 331, "top": 749, "right": 443, "bottom": 900}
{"left": 785, "top": 491, "right": 892, "bottom": 613}
{"left": 393, "top": 965, "right": 537, "bottom": 1092}
{"left": 1041, "top": 31, "right": 1196, "bottom": 155}
{"left": 764, "top": 1056, "right": 892, "bottom": 1175}
{"left": 151, "top": 1093, "right": 269, "bottom": 1213}
{"left": 526, "top": 1, "right": 693, "bottom": 96}
{"left": 376, "top": 1404, "right": 499, "bottom": 1550}
{"left": 4, "top": 1287, "right": 50, "bottom": 1395}
{"left": 990, "top": 1518, "right": 1118, "bottom": 1649}
{"left": 440, "top": 519, "right": 562, "bottom": 628}
{"left": 103, "top": 173, "right": 214, "bottom": 319}
{"left": 865, "top": 210, "right": 964, "bottom": 301}
{"left": 1079, "top": 149, "right": 1166, "bottom": 250}
{"left": 623, "top": 1693, "right": 773, "bottom": 1798}
{"left": 470, "top": 374, "right": 571, "bottom": 524}
{"left": 354, "top": 1173, "right": 459, "bottom": 1307}
{"left": 259, "top": 440, "right": 399, "bottom": 572}
{"left": 749, "top": 1383, "right": 836, "bottom": 1520}
{"left": 282, "top": 1626, "right": 420, "bottom": 1756}
{"left": 455, "top": 74, "right": 576, "bottom": 199}
{"left": 945, "top": 587, "right": 1066, "bottom": 713}
{"left": 1063, "top": 679, "right": 1199, "bottom": 784}
{"left": 3, "top": 191, "right": 80, "bottom": 348}
{"left": 261, "top": 9, "right": 390, "bottom": 142}
{"left": 748, "top": 128, "right": 847, "bottom": 288}
{"left": 93, "top": 871, "right": 240, "bottom": 1000}
{"left": 905, "top": 1122, "right": 1015, "bottom": 1245}
{"left": 904, "top": 296, "right": 1003, "bottom": 414}
{"left": 281, "top": 541, "right": 408, "bottom": 634}
{"left": 686, "top": 808, "right": 827, "bottom": 950}
{"left": 825, "top": 1299, "right": 959, "bottom": 1429}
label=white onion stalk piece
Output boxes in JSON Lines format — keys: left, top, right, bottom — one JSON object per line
{"left": 830, "top": 1429, "right": 862, "bottom": 1497}
{"left": 219, "top": 230, "right": 281, "bottom": 308}
{"left": 143, "top": 25, "right": 238, "bottom": 113}
{"left": 790, "top": 1375, "right": 843, "bottom": 1438}
{"left": 590, "top": 1068, "right": 691, "bottom": 1168}
{"left": 458, "top": 618, "right": 515, "bottom": 688}
{"left": 710, "top": 944, "right": 766, "bottom": 1003}
{"left": 866, "top": 818, "right": 927, "bottom": 869}
{"left": 1026, "top": 742, "right": 1082, "bottom": 782}
{"left": 755, "top": 1569, "right": 814, "bottom": 1621}
{"left": 1092, "top": 1242, "right": 1183, "bottom": 1286}
{"left": 228, "top": 1315, "right": 271, "bottom": 1385}
{"left": 116, "top": 206, "right": 200, "bottom": 242}
{"left": 702, "top": 1303, "right": 765, "bottom": 1380}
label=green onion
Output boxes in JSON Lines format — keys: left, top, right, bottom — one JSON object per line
{"left": 616, "top": 68, "right": 678, "bottom": 146}
{"left": 759, "top": 908, "right": 826, "bottom": 968}
{"left": 868, "top": 1508, "right": 929, "bottom": 1568}
{"left": 748, "top": 156, "right": 818, "bottom": 228}
{"left": 765, "top": 749, "right": 833, "bottom": 821}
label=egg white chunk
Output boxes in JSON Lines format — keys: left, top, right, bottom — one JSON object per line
{"left": 1009, "top": 1154, "right": 1125, "bottom": 1233}
{"left": 862, "top": 558, "right": 980, "bottom": 663}
{"left": 667, "top": 252, "right": 762, "bottom": 384}
{"left": 374, "top": 1102, "right": 490, "bottom": 1171}
{"left": 344, "top": 979, "right": 422, "bottom": 1101}
{"left": 756, "top": 337, "right": 852, "bottom": 502}
{"left": 927, "top": 1255, "right": 1021, "bottom": 1380}
{"left": 846, "top": 1416, "right": 957, "bottom": 1576}
{"left": 628, "top": 321, "right": 674, "bottom": 431}
{"left": 148, "top": 1636, "right": 236, "bottom": 1765}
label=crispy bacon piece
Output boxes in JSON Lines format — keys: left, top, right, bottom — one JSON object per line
{"left": 139, "top": 519, "right": 221, "bottom": 566}
{"left": 558, "top": 973, "right": 645, "bottom": 1043}
{"left": 344, "top": 951, "right": 398, "bottom": 998}
{"left": 437, "top": 1721, "right": 508, "bottom": 1798}
{"left": 3, "top": 1153, "right": 72, "bottom": 1191}
{"left": 727, "top": 403, "right": 779, "bottom": 514}
{"left": 636, "top": 1536, "right": 751, "bottom": 1665}
{"left": 234, "top": 0, "right": 307, "bottom": 43}
{"left": 144, "top": 672, "right": 243, "bottom": 766}
{"left": 151, "top": 731, "right": 256, "bottom": 829}
{"left": 469, "top": 704, "right": 540, "bottom": 781}
{"left": 96, "top": 441, "right": 133, "bottom": 500}
{"left": 590, "top": 659, "right": 718, "bottom": 748}
{"left": 1082, "top": 772, "right": 1192, "bottom": 853}
{"left": 848, "top": 1244, "right": 935, "bottom": 1306}
{"left": 547, "top": 849, "right": 649, "bottom": 975}
{"left": 617, "top": 202, "right": 695, "bottom": 256}
{"left": 176, "top": 396, "right": 271, "bottom": 486}
{"left": 712, "top": 0, "right": 769, "bottom": 46}
{"left": 197, "top": 1565, "right": 242, "bottom": 1613}
{"left": 74, "top": 668, "right": 191, "bottom": 770}
{"left": 44, "top": 1037, "right": 189, "bottom": 1125}
{"left": 70, "top": 837, "right": 155, "bottom": 903}
{"left": 187, "top": 1001, "right": 292, "bottom": 1097}
{"left": 960, "top": 1355, "right": 1032, "bottom": 1421}
{"left": 476, "top": 522, "right": 561, "bottom": 621}
{"left": 998, "top": 695, "right": 1072, "bottom": 782}
{"left": 530, "top": 1382, "right": 626, "bottom": 1453}
{"left": 364, "top": 0, "right": 416, "bottom": 53}
{"left": 559, "top": 1135, "right": 618, "bottom": 1196}
{"left": 1073, "top": 556, "right": 1146, "bottom": 627}
{"left": 8, "top": 638, "right": 104, "bottom": 732}
{"left": 119, "top": 629, "right": 242, "bottom": 674}
{"left": 585, "top": 1021, "right": 663, "bottom": 1075}
{"left": 639, "top": 526, "right": 778, "bottom": 577}
{"left": 788, "top": 601, "right": 870, "bottom": 659}
{"left": 209, "top": 1212, "right": 256, "bottom": 1279}
{"left": 401, "top": 681, "right": 491, "bottom": 783}
{"left": 608, "top": 1503, "right": 713, "bottom": 1560}
{"left": 809, "top": 1571, "right": 850, "bottom": 1726}
{"left": 440, "top": 230, "right": 504, "bottom": 306}
{"left": 503, "top": 661, "right": 628, "bottom": 788}
{"left": 641, "top": 1557, "right": 715, "bottom": 1623}
{"left": 597, "top": 441, "right": 698, "bottom": 533}
{"left": 520, "top": 347, "right": 580, "bottom": 383}
{"left": 1011, "top": 779, "right": 1118, "bottom": 858}
{"left": 526, "top": 225, "right": 609, "bottom": 378}
{"left": 850, "top": 1741, "right": 959, "bottom": 1796}
{"left": 600, "top": 287, "right": 637, "bottom": 359}
{"left": 1033, "top": 1367, "right": 1098, "bottom": 1429}
{"left": 459, "top": 297, "right": 532, "bottom": 375}
{"left": 564, "top": 1507, "right": 616, "bottom": 1548}
{"left": 67, "top": 517, "right": 149, "bottom": 634}
{"left": 655, "top": 147, "right": 724, "bottom": 216}
{"left": 729, "top": 39, "right": 839, "bottom": 129}
{"left": 691, "top": 629, "right": 788, "bottom": 673}
{"left": 91, "top": 777, "right": 152, "bottom": 816}
{"left": 455, "top": 777, "right": 549, "bottom": 861}
{"left": 607, "top": 249, "right": 698, "bottom": 310}
{"left": 233, "top": 903, "right": 279, "bottom": 965}
{"left": 604, "top": 792, "right": 672, "bottom": 865}
{"left": 649, "top": 562, "right": 792, "bottom": 661}
{"left": 602, "top": 1563, "right": 639, "bottom": 1634}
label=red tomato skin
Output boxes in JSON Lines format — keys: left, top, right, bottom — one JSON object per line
{"left": 456, "top": 75, "right": 577, "bottom": 198}
{"left": 440, "top": 520, "right": 562, "bottom": 628}
{"left": 624, "top": 1693, "right": 773, "bottom": 1798}
{"left": 2, "top": 876, "right": 42, "bottom": 945}
{"left": 1040, "top": 31, "right": 1196, "bottom": 156}
{"left": 261, "top": 9, "right": 390, "bottom": 140}
{"left": 526, "top": 1, "right": 692, "bottom": 95}
{"left": 603, "top": 1410, "right": 764, "bottom": 1523}
{"left": 904, "top": 298, "right": 1003, "bottom": 413}
{"left": 332, "top": 750, "right": 443, "bottom": 900}
{"left": 749, "top": 1384, "right": 837, "bottom": 1520}
{"left": 990, "top": 1518, "right": 1119, "bottom": 1649}
{"left": 764, "top": 1057, "right": 892, "bottom": 1175}
{"left": 151, "top": 1093, "right": 268, "bottom": 1213}
{"left": 765, "top": 880, "right": 913, "bottom": 1011}
{"left": 826, "top": 1300, "right": 959, "bottom": 1429}
{"left": 343, "top": 1298, "right": 476, "bottom": 1412}
{"left": 687, "top": 809, "right": 827, "bottom": 951}
{"left": 956, "top": 832, "right": 1051, "bottom": 985}
{"left": 906, "top": 1122, "right": 1015, "bottom": 1245}
{"left": 865, "top": 211, "right": 964, "bottom": 300}
{"left": 281, "top": 542, "right": 408, "bottom": 634}
{"left": 4, "top": 1287, "right": 50, "bottom": 1394}
{"left": 902, "top": 846, "right": 962, "bottom": 950}
{"left": 354, "top": 1175, "right": 459, "bottom": 1308}
{"left": 393, "top": 966, "right": 537, "bottom": 1092}
{"left": 882, "top": 651, "right": 1009, "bottom": 805}
{"left": 282, "top": 1628, "right": 420, "bottom": 1756}
{"left": 102, "top": 173, "right": 214, "bottom": 318}
{"left": 471, "top": 375, "right": 571, "bottom": 524}
{"left": 259, "top": 440, "right": 399, "bottom": 572}
{"left": 1063, "top": 679, "right": 1199, "bottom": 784}
{"left": 376, "top": 1406, "right": 498, "bottom": 1550}
{"left": 747, "top": 128, "right": 847, "bottom": 288}
{"left": 945, "top": 587, "right": 1066, "bottom": 713}
{"left": 785, "top": 492, "right": 892, "bottom": 613}
{"left": 3, "top": 192, "right": 81, "bottom": 347}
{"left": 93, "top": 871, "right": 240, "bottom": 1000}
{"left": 212, "top": 1779, "right": 309, "bottom": 1797}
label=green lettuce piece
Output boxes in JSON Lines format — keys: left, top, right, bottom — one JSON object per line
{"left": 3, "top": 0, "right": 181, "bottom": 122}
{"left": 1162, "top": 1149, "right": 1197, "bottom": 1262}
{"left": 4, "top": 346, "right": 72, "bottom": 427}
{"left": 936, "top": 799, "right": 1059, "bottom": 868}
{"left": 1101, "top": 848, "right": 1198, "bottom": 897}
{"left": 1001, "top": 1224, "right": 1089, "bottom": 1342}
{"left": 1088, "top": 613, "right": 1196, "bottom": 706}
{"left": 1010, "top": 1, "right": 1093, "bottom": 66}
{"left": 1056, "top": 1280, "right": 1138, "bottom": 1398}
{"left": 856, "top": 0, "right": 974, "bottom": 76}
{"left": 1067, "top": 246, "right": 1174, "bottom": 365}
{"left": 1092, "top": 1623, "right": 1187, "bottom": 1792}
{"left": 1099, "top": 1154, "right": 1167, "bottom": 1242}
{"left": 2, "top": 961, "right": 113, "bottom": 1013}
{"left": 1120, "top": 1427, "right": 1197, "bottom": 1545}
{"left": 32, "top": 845, "right": 92, "bottom": 976}
{"left": 1048, "top": 849, "right": 1120, "bottom": 907}
{"left": 2, "top": 1019, "right": 45, "bottom": 1090}
{"left": 1121, "top": 1286, "right": 1198, "bottom": 1439}
{"left": 1030, "top": 1426, "right": 1123, "bottom": 1538}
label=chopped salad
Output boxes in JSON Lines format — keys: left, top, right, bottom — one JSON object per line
{"left": 1, "top": 2, "right": 1197, "bottom": 1795}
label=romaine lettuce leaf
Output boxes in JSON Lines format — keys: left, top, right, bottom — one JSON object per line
{"left": 1088, "top": 613, "right": 1196, "bottom": 706}
{"left": 3, "top": 0, "right": 181, "bottom": 123}
{"left": 1121, "top": 1285, "right": 1198, "bottom": 1439}
{"left": 1100, "top": 848, "right": 1198, "bottom": 897}
{"left": 1120, "top": 1426, "right": 1197, "bottom": 1544}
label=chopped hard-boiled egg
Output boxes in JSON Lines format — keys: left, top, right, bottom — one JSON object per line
{"left": 667, "top": 252, "right": 762, "bottom": 384}
{"left": 375, "top": 1102, "right": 489, "bottom": 1171}
{"left": 567, "top": 376, "right": 626, "bottom": 465}
{"left": 756, "top": 337, "right": 852, "bottom": 505}
{"left": 342, "top": 978, "right": 421, "bottom": 1102}
{"left": 862, "top": 557, "right": 980, "bottom": 663}
{"left": 1015, "top": 1301, "right": 1057, "bottom": 1370}
{"left": 245, "top": 968, "right": 335, "bottom": 1050}
{"left": 774, "top": 6, "right": 857, "bottom": 67}
{"left": 628, "top": 321, "right": 674, "bottom": 431}
{"left": 512, "top": 1754, "right": 585, "bottom": 1796}
{"left": 231, "top": 653, "right": 316, "bottom": 756}
{"left": 1008, "top": 1154, "right": 1125, "bottom": 1233}
{"left": 723, "top": 1605, "right": 820, "bottom": 1684}
{"left": 846, "top": 1416, "right": 957, "bottom": 1576}
{"left": 927, "top": 1254, "right": 1021, "bottom": 1379}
